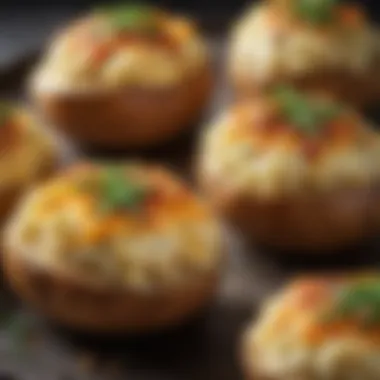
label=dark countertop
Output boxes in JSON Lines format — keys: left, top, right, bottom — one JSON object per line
{"left": 1, "top": 1, "right": 380, "bottom": 69}
{"left": 0, "top": 5, "right": 233, "bottom": 69}
{"left": 0, "top": 7, "right": 79, "bottom": 68}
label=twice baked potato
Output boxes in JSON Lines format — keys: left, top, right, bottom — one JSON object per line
{"left": 242, "top": 274, "right": 380, "bottom": 380}
{"left": 3, "top": 162, "right": 223, "bottom": 333}
{"left": 0, "top": 102, "right": 57, "bottom": 226}
{"left": 229, "top": 0, "right": 380, "bottom": 107}
{"left": 30, "top": 4, "right": 213, "bottom": 149}
{"left": 198, "top": 86, "right": 380, "bottom": 251}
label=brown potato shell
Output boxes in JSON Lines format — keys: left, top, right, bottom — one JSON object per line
{"left": 32, "top": 66, "right": 213, "bottom": 149}
{"left": 200, "top": 169, "right": 380, "bottom": 251}
{"left": 3, "top": 249, "right": 221, "bottom": 333}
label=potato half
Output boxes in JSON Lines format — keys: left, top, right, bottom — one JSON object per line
{"left": 228, "top": 0, "right": 380, "bottom": 107}
{"left": 0, "top": 102, "right": 57, "bottom": 226}
{"left": 242, "top": 274, "right": 380, "bottom": 380}
{"left": 198, "top": 87, "right": 380, "bottom": 251}
{"left": 3, "top": 162, "right": 223, "bottom": 332}
{"left": 30, "top": 5, "right": 213, "bottom": 149}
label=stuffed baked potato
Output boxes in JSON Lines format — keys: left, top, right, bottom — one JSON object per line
{"left": 3, "top": 162, "right": 223, "bottom": 332}
{"left": 229, "top": 0, "right": 380, "bottom": 107}
{"left": 242, "top": 274, "right": 380, "bottom": 379}
{"left": 198, "top": 86, "right": 380, "bottom": 251}
{"left": 0, "top": 102, "right": 57, "bottom": 226}
{"left": 30, "top": 4, "right": 212, "bottom": 149}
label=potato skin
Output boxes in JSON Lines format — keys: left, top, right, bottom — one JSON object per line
{"left": 199, "top": 169, "right": 380, "bottom": 251}
{"left": 231, "top": 68, "right": 380, "bottom": 109}
{"left": 3, "top": 248, "right": 221, "bottom": 333}
{"left": 33, "top": 66, "right": 212, "bottom": 149}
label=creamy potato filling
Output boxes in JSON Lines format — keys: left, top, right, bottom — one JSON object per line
{"left": 229, "top": 3, "right": 380, "bottom": 84}
{"left": 32, "top": 6, "right": 209, "bottom": 92}
{"left": 5, "top": 165, "right": 221, "bottom": 292}
{"left": 200, "top": 97, "right": 380, "bottom": 199}
{"left": 247, "top": 316, "right": 380, "bottom": 379}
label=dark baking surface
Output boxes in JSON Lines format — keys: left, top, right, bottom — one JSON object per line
{"left": 1, "top": 35, "right": 380, "bottom": 380}
{"left": 0, "top": 5, "right": 237, "bottom": 69}
{"left": 1, "top": 0, "right": 380, "bottom": 69}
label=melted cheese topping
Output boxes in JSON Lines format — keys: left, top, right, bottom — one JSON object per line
{"left": 200, "top": 98, "right": 380, "bottom": 199}
{"left": 245, "top": 275, "right": 380, "bottom": 380}
{"left": 229, "top": 2, "right": 380, "bottom": 85}
{"left": 0, "top": 108, "right": 56, "bottom": 190}
{"left": 5, "top": 163, "right": 222, "bottom": 292}
{"left": 32, "top": 10, "right": 209, "bottom": 93}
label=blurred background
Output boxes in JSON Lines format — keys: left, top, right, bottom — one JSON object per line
{"left": 0, "top": 1, "right": 380, "bottom": 380}
{"left": 1, "top": 0, "right": 380, "bottom": 68}
{"left": 0, "top": 0, "right": 380, "bottom": 67}
{"left": 0, "top": 0, "right": 247, "bottom": 68}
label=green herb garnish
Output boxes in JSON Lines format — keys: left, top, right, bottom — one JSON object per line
{"left": 326, "top": 279, "right": 380, "bottom": 327}
{"left": 293, "top": 0, "right": 339, "bottom": 25}
{"left": 98, "top": 3, "right": 158, "bottom": 34}
{"left": 273, "top": 85, "right": 342, "bottom": 135}
{"left": 99, "top": 166, "right": 148, "bottom": 213}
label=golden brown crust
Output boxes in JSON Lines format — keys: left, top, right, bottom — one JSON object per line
{"left": 216, "top": 94, "right": 362, "bottom": 158}
{"left": 3, "top": 248, "right": 221, "bottom": 332}
{"left": 199, "top": 168, "right": 380, "bottom": 251}
{"left": 32, "top": 66, "right": 212, "bottom": 149}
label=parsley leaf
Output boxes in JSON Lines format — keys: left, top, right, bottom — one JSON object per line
{"left": 326, "top": 280, "right": 380, "bottom": 327}
{"left": 98, "top": 3, "right": 158, "bottom": 34}
{"left": 100, "top": 166, "right": 147, "bottom": 213}
{"left": 273, "top": 85, "right": 342, "bottom": 135}
{"left": 293, "top": 0, "right": 339, "bottom": 25}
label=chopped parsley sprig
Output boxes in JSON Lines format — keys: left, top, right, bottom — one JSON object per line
{"left": 99, "top": 166, "right": 148, "bottom": 213}
{"left": 78, "top": 165, "right": 148, "bottom": 214}
{"left": 97, "top": 3, "right": 158, "bottom": 34}
{"left": 293, "top": 0, "right": 339, "bottom": 25}
{"left": 325, "top": 279, "right": 380, "bottom": 327}
{"left": 273, "top": 85, "right": 342, "bottom": 135}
